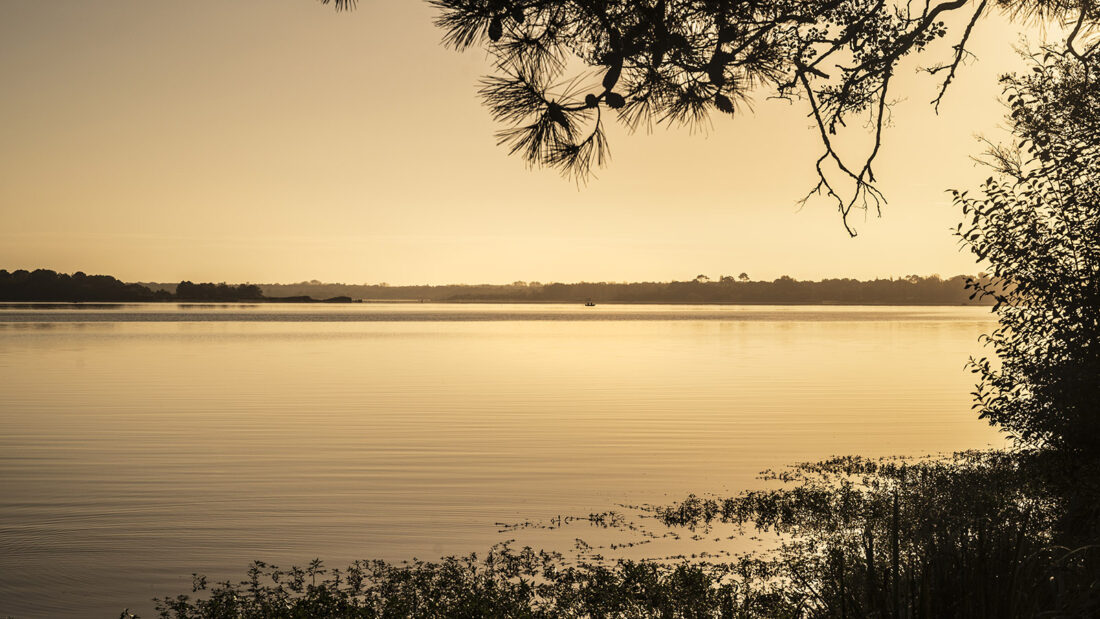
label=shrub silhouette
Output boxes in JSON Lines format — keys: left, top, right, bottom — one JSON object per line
{"left": 956, "top": 51, "right": 1100, "bottom": 454}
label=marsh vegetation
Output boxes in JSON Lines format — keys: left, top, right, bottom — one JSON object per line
{"left": 139, "top": 449, "right": 1100, "bottom": 618}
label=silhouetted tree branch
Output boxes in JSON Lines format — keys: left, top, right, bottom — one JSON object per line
{"left": 310, "top": 1, "right": 1099, "bottom": 234}
{"left": 421, "top": 0, "right": 999, "bottom": 234}
{"left": 405, "top": 0, "right": 1100, "bottom": 236}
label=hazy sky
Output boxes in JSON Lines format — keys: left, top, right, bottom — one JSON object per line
{"left": 0, "top": 1, "right": 1046, "bottom": 284}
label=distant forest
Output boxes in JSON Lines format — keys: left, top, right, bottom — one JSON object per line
{"left": 0, "top": 269, "right": 263, "bottom": 302}
{"left": 149, "top": 274, "right": 991, "bottom": 305}
{"left": 2, "top": 269, "right": 990, "bottom": 305}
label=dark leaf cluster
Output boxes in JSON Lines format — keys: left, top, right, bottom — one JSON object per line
{"left": 955, "top": 51, "right": 1100, "bottom": 452}
{"left": 422, "top": 0, "right": 1089, "bottom": 233}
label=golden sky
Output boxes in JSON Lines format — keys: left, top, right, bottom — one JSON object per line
{"left": 0, "top": 1, "right": 1045, "bottom": 284}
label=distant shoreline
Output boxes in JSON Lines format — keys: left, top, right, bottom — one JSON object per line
{"left": 374, "top": 299, "right": 983, "bottom": 306}
{"left": 0, "top": 299, "right": 987, "bottom": 307}
{"left": 149, "top": 275, "right": 996, "bottom": 306}
{"left": 2, "top": 269, "right": 995, "bottom": 306}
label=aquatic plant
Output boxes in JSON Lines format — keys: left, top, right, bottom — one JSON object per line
{"left": 144, "top": 545, "right": 804, "bottom": 618}
{"left": 141, "top": 449, "right": 1100, "bottom": 618}
{"left": 658, "top": 450, "right": 1100, "bottom": 618}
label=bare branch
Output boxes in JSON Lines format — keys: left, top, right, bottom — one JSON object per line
{"left": 929, "top": 0, "right": 989, "bottom": 111}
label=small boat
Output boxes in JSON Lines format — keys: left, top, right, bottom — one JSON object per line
{"left": 584, "top": 299, "right": 596, "bottom": 307}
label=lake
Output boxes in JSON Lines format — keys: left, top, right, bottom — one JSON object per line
{"left": 0, "top": 303, "right": 1002, "bottom": 617}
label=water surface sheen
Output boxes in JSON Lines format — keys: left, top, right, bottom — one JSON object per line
{"left": 0, "top": 303, "right": 1001, "bottom": 617}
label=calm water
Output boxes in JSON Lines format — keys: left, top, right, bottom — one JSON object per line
{"left": 0, "top": 303, "right": 1001, "bottom": 617}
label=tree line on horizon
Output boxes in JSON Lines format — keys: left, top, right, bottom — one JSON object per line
{"left": 2, "top": 269, "right": 992, "bottom": 305}
{"left": 249, "top": 274, "right": 991, "bottom": 305}
{"left": 0, "top": 269, "right": 262, "bottom": 302}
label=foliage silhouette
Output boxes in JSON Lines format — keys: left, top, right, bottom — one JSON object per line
{"left": 956, "top": 51, "right": 1100, "bottom": 453}
{"left": 413, "top": 0, "right": 1096, "bottom": 233}
{"left": 143, "top": 547, "right": 795, "bottom": 618}
{"left": 0, "top": 269, "right": 170, "bottom": 302}
{"left": 656, "top": 450, "right": 1100, "bottom": 618}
